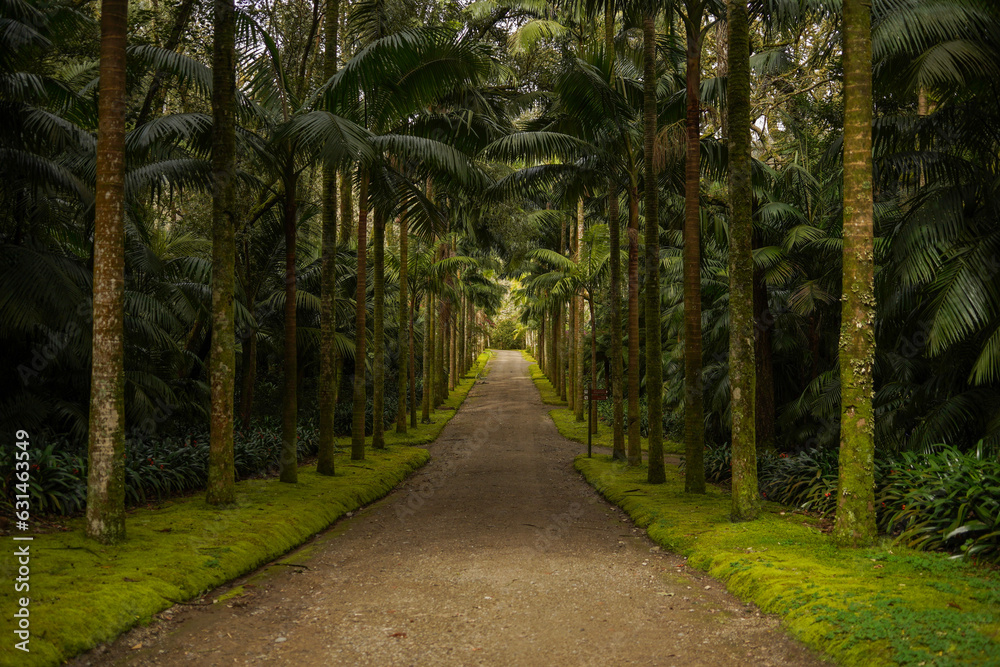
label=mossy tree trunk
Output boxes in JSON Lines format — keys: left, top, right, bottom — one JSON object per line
{"left": 642, "top": 12, "right": 665, "bottom": 484}
{"left": 396, "top": 213, "right": 408, "bottom": 434}
{"left": 87, "top": 0, "right": 129, "bottom": 544}
{"left": 208, "top": 0, "right": 237, "bottom": 504}
{"left": 280, "top": 166, "right": 299, "bottom": 484}
{"left": 317, "top": 0, "right": 340, "bottom": 476}
{"left": 834, "top": 0, "right": 877, "bottom": 548}
{"left": 727, "top": 0, "right": 758, "bottom": 521}
{"left": 627, "top": 180, "right": 641, "bottom": 465}
{"left": 372, "top": 209, "right": 385, "bottom": 450}
{"left": 351, "top": 169, "right": 368, "bottom": 461}
{"left": 682, "top": 2, "right": 706, "bottom": 493}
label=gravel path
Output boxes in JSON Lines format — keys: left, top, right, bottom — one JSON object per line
{"left": 79, "top": 350, "right": 827, "bottom": 666}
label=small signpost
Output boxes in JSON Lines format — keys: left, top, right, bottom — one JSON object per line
{"left": 585, "top": 385, "right": 608, "bottom": 457}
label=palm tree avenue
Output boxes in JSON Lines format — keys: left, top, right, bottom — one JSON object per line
{"left": 2, "top": 0, "right": 1000, "bottom": 663}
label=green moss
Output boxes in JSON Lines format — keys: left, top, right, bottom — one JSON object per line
{"left": 2, "top": 352, "right": 490, "bottom": 666}
{"left": 575, "top": 455, "right": 1000, "bottom": 666}
{"left": 521, "top": 351, "right": 681, "bottom": 455}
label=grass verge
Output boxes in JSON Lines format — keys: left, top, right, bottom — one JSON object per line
{"left": 4, "top": 351, "right": 491, "bottom": 666}
{"left": 574, "top": 455, "right": 1000, "bottom": 666}
{"left": 520, "top": 350, "right": 682, "bottom": 455}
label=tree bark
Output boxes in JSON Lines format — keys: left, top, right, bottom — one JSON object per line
{"left": 351, "top": 168, "right": 368, "bottom": 460}
{"left": 422, "top": 286, "right": 433, "bottom": 422}
{"left": 317, "top": 0, "right": 340, "bottom": 475}
{"left": 682, "top": 4, "right": 706, "bottom": 493}
{"left": 409, "top": 288, "right": 417, "bottom": 428}
{"left": 397, "top": 214, "right": 408, "bottom": 434}
{"left": 87, "top": 0, "right": 129, "bottom": 543}
{"left": 372, "top": 209, "right": 385, "bottom": 449}
{"left": 834, "top": 0, "right": 877, "bottom": 548}
{"left": 643, "top": 13, "right": 665, "bottom": 484}
{"left": 627, "top": 182, "right": 641, "bottom": 465}
{"left": 208, "top": 0, "right": 237, "bottom": 504}
{"left": 727, "top": 0, "right": 758, "bottom": 521}
{"left": 575, "top": 197, "right": 585, "bottom": 422}
{"left": 609, "top": 184, "right": 626, "bottom": 459}
{"left": 280, "top": 167, "right": 299, "bottom": 484}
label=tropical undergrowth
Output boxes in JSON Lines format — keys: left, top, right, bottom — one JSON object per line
{"left": 701, "top": 442, "right": 1000, "bottom": 564}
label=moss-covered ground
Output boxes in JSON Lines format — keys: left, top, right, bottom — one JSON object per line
{"left": 574, "top": 456, "right": 1000, "bottom": 666}
{"left": 521, "top": 350, "right": 682, "bottom": 455}
{"left": 2, "top": 352, "right": 490, "bottom": 666}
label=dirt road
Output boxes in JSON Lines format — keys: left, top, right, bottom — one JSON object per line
{"left": 78, "top": 350, "right": 826, "bottom": 666}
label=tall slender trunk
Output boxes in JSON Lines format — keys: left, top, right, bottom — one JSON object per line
{"left": 609, "top": 185, "right": 625, "bottom": 459}
{"left": 422, "top": 286, "right": 433, "bottom": 422}
{"left": 207, "top": 0, "right": 237, "bottom": 504}
{"left": 87, "top": 0, "right": 129, "bottom": 543}
{"left": 397, "top": 214, "right": 408, "bottom": 434}
{"left": 627, "top": 181, "right": 641, "bottom": 465}
{"left": 560, "top": 303, "right": 569, "bottom": 402}
{"left": 575, "top": 197, "right": 585, "bottom": 422}
{"left": 589, "top": 293, "right": 598, "bottom": 433}
{"left": 317, "top": 0, "right": 340, "bottom": 475}
{"left": 727, "top": 0, "right": 758, "bottom": 521}
{"left": 538, "top": 311, "right": 546, "bottom": 377}
{"left": 372, "top": 209, "right": 385, "bottom": 449}
{"left": 643, "top": 12, "right": 665, "bottom": 484}
{"left": 351, "top": 169, "right": 368, "bottom": 460}
{"left": 409, "top": 290, "right": 417, "bottom": 427}
{"left": 834, "top": 0, "right": 877, "bottom": 548}
{"left": 280, "top": 168, "right": 299, "bottom": 484}
{"left": 458, "top": 293, "right": 466, "bottom": 378}
{"left": 682, "top": 5, "right": 705, "bottom": 492}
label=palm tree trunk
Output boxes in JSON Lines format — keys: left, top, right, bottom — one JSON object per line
{"left": 409, "top": 290, "right": 417, "bottom": 427}
{"left": 396, "top": 214, "right": 408, "bottom": 434}
{"left": 627, "top": 180, "right": 641, "bottom": 465}
{"left": 372, "top": 209, "right": 385, "bottom": 449}
{"left": 280, "top": 167, "right": 299, "bottom": 483}
{"left": 86, "top": 0, "right": 129, "bottom": 543}
{"left": 834, "top": 0, "right": 877, "bottom": 548}
{"left": 609, "top": 185, "right": 626, "bottom": 459}
{"left": 317, "top": 0, "right": 340, "bottom": 475}
{"left": 350, "top": 168, "right": 368, "bottom": 461}
{"left": 727, "top": 0, "right": 758, "bottom": 521}
{"left": 207, "top": 0, "right": 237, "bottom": 504}
{"left": 589, "top": 292, "right": 598, "bottom": 434}
{"left": 421, "top": 287, "right": 433, "bottom": 422}
{"left": 458, "top": 293, "right": 466, "bottom": 377}
{"left": 682, "top": 6, "right": 705, "bottom": 492}
{"left": 643, "top": 12, "right": 665, "bottom": 484}
{"left": 575, "top": 197, "right": 585, "bottom": 422}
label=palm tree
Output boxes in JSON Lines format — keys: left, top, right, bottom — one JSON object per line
{"left": 206, "top": 0, "right": 238, "bottom": 506}
{"left": 727, "top": 0, "right": 758, "bottom": 521}
{"left": 317, "top": 0, "right": 341, "bottom": 476}
{"left": 642, "top": 6, "right": 665, "bottom": 484}
{"left": 87, "top": 0, "right": 130, "bottom": 543}
{"left": 833, "top": 0, "right": 876, "bottom": 547}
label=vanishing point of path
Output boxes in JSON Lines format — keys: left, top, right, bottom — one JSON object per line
{"left": 79, "top": 351, "right": 827, "bottom": 667}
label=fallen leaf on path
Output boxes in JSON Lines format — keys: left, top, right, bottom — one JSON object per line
{"left": 389, "top": 632, "right": 407, "bottom": 638}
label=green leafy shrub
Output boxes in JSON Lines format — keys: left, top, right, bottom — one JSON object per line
{"left": 1, "top": 423, "right": 322, "bottom": 515}
{"left": 877, "top": 445, "right": 1000, "bottom": 562}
